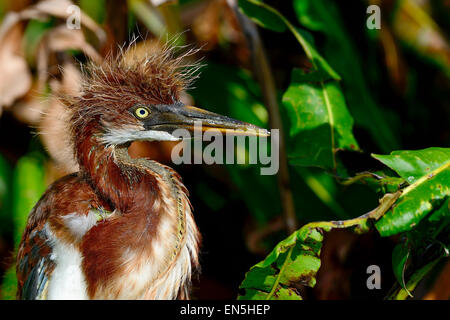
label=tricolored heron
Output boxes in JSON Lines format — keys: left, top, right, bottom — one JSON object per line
{"left": 16, "top": 45, "right": 268, "bottom": 299}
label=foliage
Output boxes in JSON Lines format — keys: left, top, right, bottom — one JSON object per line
{"left": 374, "top": 148, "right": 450, "bottom": 236}
{"left": 0, "top": 0, "right": 448, "bottom": 300}
{"left": 235, "top": 0, "right": 449, "bottom": 300}
{"left": 1, "top": 151, "right": 47, "bottom": 299}
{"left": 238, "top": 190, "right": 402, "bottom": 300}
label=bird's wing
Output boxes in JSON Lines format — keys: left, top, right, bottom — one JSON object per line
{"left": 16, "top": 176, "right": 60, "bottom": 301}
{"left": 16, "top": 222, "right": 55, "bottom": 300}
{"left": 16, "top": 173, "right": 107, "bottom": 300}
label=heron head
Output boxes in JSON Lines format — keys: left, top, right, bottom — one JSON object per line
{"left": 69, "top": 44, "right": 269, "bottom": 149}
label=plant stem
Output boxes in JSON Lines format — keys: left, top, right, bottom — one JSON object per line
{"left": 227, "top": 0, "right": 297, "bottom": 233}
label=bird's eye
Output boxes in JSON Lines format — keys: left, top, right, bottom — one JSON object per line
{"left": 134, "top": 107, "right": 150, "bottom": 119}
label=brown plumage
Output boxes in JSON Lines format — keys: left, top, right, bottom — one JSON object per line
{"left": 16, "top": 42, "right": 267, "bottom": 300}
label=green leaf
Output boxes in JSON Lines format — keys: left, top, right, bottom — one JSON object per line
{"left": 238, "top": 227, "right": 323, "bottom": 300}
{"left": 283, "top": 69, "right": 359, "bottom": 169}
{"left": 376, "top": 180, "right": 448, "bottom": 236}
{"left": 237, "top": 197, "right": 399, "bottom": 300}
{"left": 237, "top": 0, "right": 359, "bottom": 169}
{"left": 294, "top": 167, "right": 348, "bottom": 219}
{"left": 238, "top": 0, "right": 340, "bottom": 80}
{"left": 12, "top": 152, "right": 47, "bottom": 246}
{"left": 80, "top": 0, "right": 106, "bottom": 24}
{"left": 392, "top": 243, "right": 412, "bottom": 296}
{"left": 388, "top": 198, "right": 449, "bottom": 299}
{"left": 237, "top": 0, "right": 286, "bottom": 32}
{"left": 0, "top": 266, "right": 17, "bottom": 300}
{"left": 388, "top": 256, "right": 444, "bottom": 300}
{"left": 405, "top": 198, "right": 449, "bottom": 257}
{"left": 292, "top": 0, "right": 400, "bottom": 152}
{"left": 374, "top": 148, "right": 450, "bottom": 236}
{"left": 1, "top": 152, "right": 46, "bottom": 299}
{"left": 129, "top": 0, "right": 166, "bottom": 38}
{"left": 373, "top": 147, "right": 450, "bottom": 184}
{"left": 238, "top": 0, "right": 360, "bottom": 170}
{"left": 428, "top": 197, "right": 450, "bottom": 222}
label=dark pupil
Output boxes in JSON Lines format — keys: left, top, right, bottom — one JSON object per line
{"left": 139, "top": 109, "right": 146, "bottom": 115}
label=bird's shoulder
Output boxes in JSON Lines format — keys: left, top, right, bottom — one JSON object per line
{"left": 16, "top": 172, "right": 111, "bottom": 299}
{"left": 18, "top": 172, "right": 108, "bottom": 241}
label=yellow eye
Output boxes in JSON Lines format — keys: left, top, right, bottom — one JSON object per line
{"left": 134, "top": 107, "right": 150, "bottom": 119}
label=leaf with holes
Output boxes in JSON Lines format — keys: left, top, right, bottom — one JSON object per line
{"left": 238, "top": 192, "right": 403, "bottom": 300}
{"left": 238, "top": 227, "right": 323, "bottom": 300}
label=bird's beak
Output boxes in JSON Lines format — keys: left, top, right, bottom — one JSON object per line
{"left": 143, "top": 103, "right": 270, "bottom": 138}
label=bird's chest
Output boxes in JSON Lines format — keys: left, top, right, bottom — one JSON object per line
{"left": 43, "top": 165, "right": 196, "bottom": 300}
{"left": 46, "top": 238, "right": 186, "bottom": 300}
{"left": 46, "top": 236, "right": 89, "bottom": 300}
{"left": 79, "top": 206, "right": 187, "bottom": 299}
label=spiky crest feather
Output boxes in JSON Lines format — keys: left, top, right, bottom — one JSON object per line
{"left": 65, "top": 40, "right": 201, "bottom": 163}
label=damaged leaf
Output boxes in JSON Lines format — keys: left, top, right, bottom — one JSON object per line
{"left": 239, "top": 227, "right": 322, "bottom": 300}
{"left": 238, "top": 193, "right": 399, "bottom": 300}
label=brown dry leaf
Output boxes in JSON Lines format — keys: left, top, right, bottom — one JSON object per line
{"left": 379, "top": 22, "right": 408, "bottom": 93}
{"left": 40, "top": 24, "right": 102, "bottom": 62}
{"left": 392, "top": 0, "right": 450, "bottom": 76}
{"left": 0, "top": 20, "right": 31, "bottom": 112}
{"left": 46, "top": 26, "right": 96, "bottom": 56}
{"left": 0, "top": 12, "right": 23, "bottom": 41}
{"left": 191, "top": 0, "right": 222, "bottom": 50}
{"left": 0, "top": 0, "right": 106, "bottom": 114}
{"left": 1, "top": 0, "right": 106, "bottom": 45}
{"left": 21, "top": 0, "right": 106, "bottom": 43}
{"left": 150, "top": 0, "right": 177, "bottom": 6}
{"left": 190, "top": 0, "right": 248, "bottom": 62}
{"left": 34, "top": 25, "right": 102, "bottom": 91}
{"left": 39, "top": 62, "right": 80, "bottom": 173}
{"left": 10, "top": 84, "right": 47, "bottom": 125}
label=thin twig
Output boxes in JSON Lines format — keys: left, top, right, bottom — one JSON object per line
{"left": 227, "top": 0, "right": 297, "bottom": 233}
